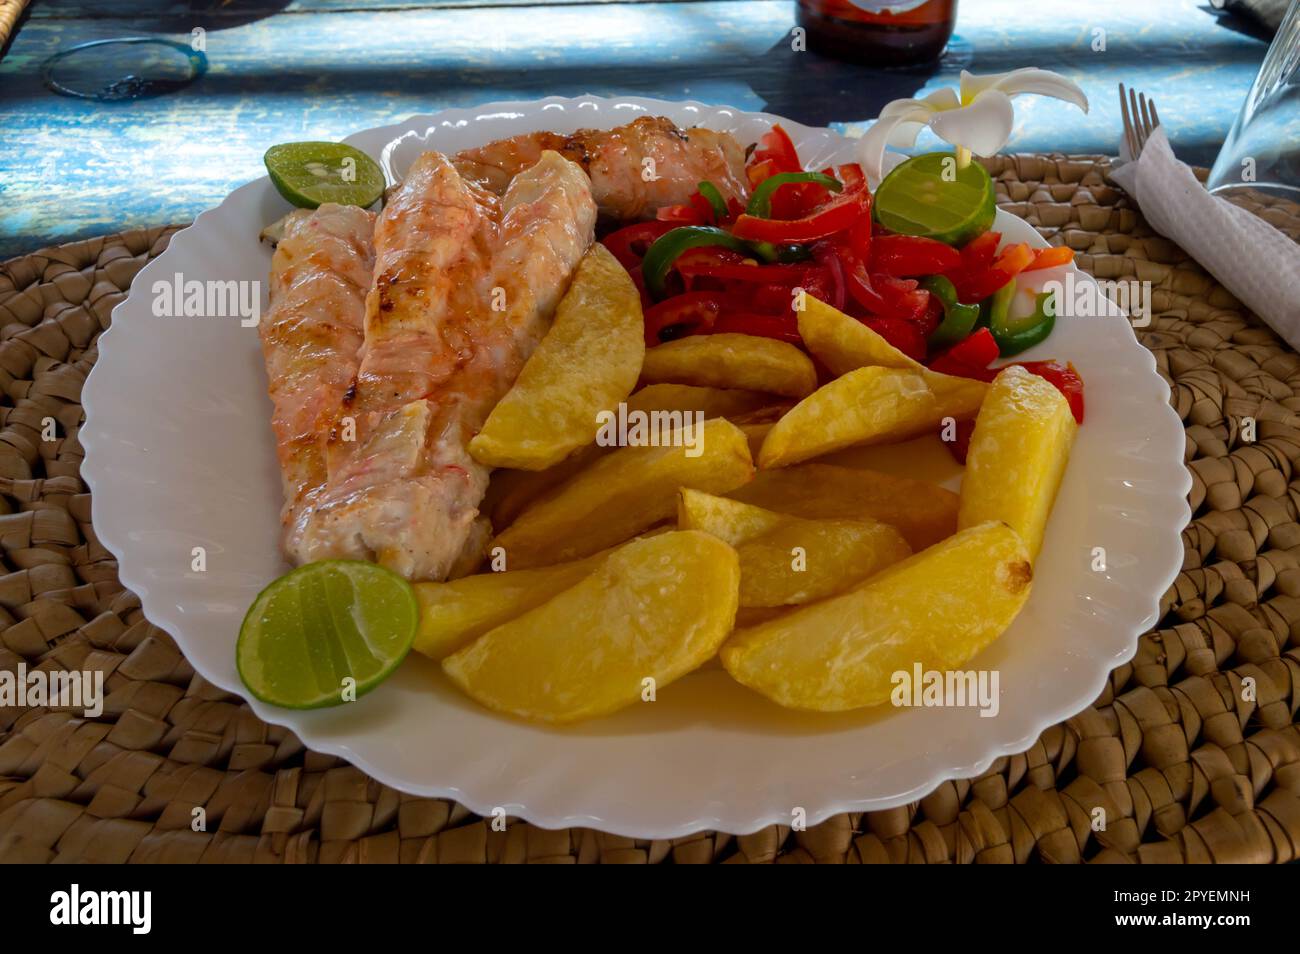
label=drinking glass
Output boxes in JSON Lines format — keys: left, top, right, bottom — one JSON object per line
{"left": 1208, "top": 0, "right": 1300, "bottom": 201}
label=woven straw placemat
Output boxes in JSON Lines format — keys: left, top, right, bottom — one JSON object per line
{"left": 1, "top": 154, "right": 1299, "bottom": 864}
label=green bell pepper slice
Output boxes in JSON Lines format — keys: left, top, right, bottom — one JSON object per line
{"left": 991, "top": 289, "right": 1056, "bottom": 356}
{"left": 696, "top": 181, "right": 729, "bottom": 221}
{"left": 641, "top": 226, "right": 756, "bottom": 300}
{"left": 923, "top": 276, "right": 982, "bottom": 351}
{"left": 745, "top": 172, "right": 842, "bottom": 219}
{"left": 980, "top": 276, "right": 1017, "bottom": 328}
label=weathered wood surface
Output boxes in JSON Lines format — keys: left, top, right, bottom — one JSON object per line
{"left": 0, "top": 0, "right": 1270, "bottom": 257}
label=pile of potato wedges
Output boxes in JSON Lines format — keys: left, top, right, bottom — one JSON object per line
{"left": 427, "top": 242, "right": 1077, "bottom": 723}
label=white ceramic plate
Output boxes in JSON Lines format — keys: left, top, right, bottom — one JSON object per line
{"left": 82, "top": 96, "right": 1190, "bottom": 838}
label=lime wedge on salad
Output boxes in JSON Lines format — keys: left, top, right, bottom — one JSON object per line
{"left": 237, "top": 560, "right": 418, "bottom": 709}
{"left": 264, "top": 141, "right": 385, "bottom": 209}
{"left": 873, "top": 152, "right": 996, "bottom": 247}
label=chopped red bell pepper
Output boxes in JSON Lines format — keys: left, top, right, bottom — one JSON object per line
{"left": 773, "top": 182, "right": 830, "bottom": 219}
{"left": 997, "top": 242, "right": 1035, "bottom": 267}
{"left": 994, "top": 241, "right": 1035, "bottom": 273}
{"left": 745, "top": 125, "right": 803, "bottom": 201}
{"left": 657, "top": 185, "right": 731, "bottom": 227}
{"left": 712, "top": 311, "right": 802, "bottom": 344}
{"left": 750, "top": 125, "right": 801, "bottom": 177}
{"left": 947, "top": 327, "right": 1000, "bottom": 366}
{"left": 752, "top": 164, "right": 837, "bottom": 219}
{"left": 916, "top": 293, "right": 944, "bottom": 339}
{"left": 848, "top": 212, "right": 872, "bottom": 265}
{"left": 769, "top": 162, "right": 859, "bottom": 219}
{"left": 731, "top": 195, "right": 865, "bottom": 244}
{"left": 674, "top": 249, "right": 808, "bottom": 286}
{"left": 838, "top": 163, "right": 865, "bottom": 190}
{"left": 960, "top": 231, "right": 1001, "bottom": 269}
{"left": 1022, "top": 246, "right": 1075, "bottom": 272}
{"left": 844, "top": 261, "right": 931, "bottom": 324}
{"left": 674, "top": 245, "right": 747, "bottom": 268}
{"left": 863, "top": 316, "right": 927, "bottom": 362}
{"left": 643, "top": 291, "right": 722, "bottom": 347}
{"left": 870, "top": 235, "right": 963, "bottom": 278}
{"left": 874, "top": 275, "right": 931, "bottom": 323}
{"left": 656, "top": 203, "right": 708, "bottom": 226}
{"left": 946, "top": 241, "right": 1035, "bottom": 303}
{"left": 746, "top": 158, "right": 779, "bottom": 191}
{"left": 798, "top": 168, "right": 843, "bottom": 217}
{"left": 1015, "top": 360, "right": 1085, "bottom": 423}
{"left": 927, "top": 327, "right": 1000, "bottom": 379}
{"left": 731, "top": 164, "right": 869, "bottom": 244}
{"left": 749, "top": 282, "right": 800, "bottom": 314}
{"left": 602, "top": 221, "right": 677, "bottom": 271}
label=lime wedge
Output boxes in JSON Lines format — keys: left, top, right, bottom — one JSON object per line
{"left": 237, "top": 560, "right": 418, "bottom": 709}
{"left": 874, "top": 152, "right": 996, "bottom": 247}
{"left": 264, "top": 141, "right": 385, "bottom": 209}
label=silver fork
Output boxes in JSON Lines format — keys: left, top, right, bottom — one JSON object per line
{"left": 1118, "top": 83, "right": 1161, "bottom": 159}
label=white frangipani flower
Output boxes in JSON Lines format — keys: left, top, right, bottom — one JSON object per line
{"left": 858, "top": 68, "right": 1089, "bottom": 183}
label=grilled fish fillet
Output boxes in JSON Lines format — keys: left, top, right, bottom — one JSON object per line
{"left": 260, "top": 203, "right": 376, "bottom": 554}
{"left": 297, "top": 150, "right": 597, "bottom": 580}
{"left": 454, "top": 115, "right": 748, "bottom": 220}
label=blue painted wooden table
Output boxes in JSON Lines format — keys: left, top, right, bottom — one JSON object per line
{"left": 0, "top": 0, "right": 1272, "bottom": 259}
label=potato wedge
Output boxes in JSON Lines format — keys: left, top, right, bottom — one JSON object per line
{"left": 627, "top": 383, "right": 775, "bottom": 420}
{"left": 678, "top": 489, "right": 910, "bottom": 606}
{"left": 758, "top": 366, "right": 986, "bottom": 469}
{"left": 728, "top": 403, "right": 793, "bottom": 426}
{"left": 414, "top": 552, "right": 604, "bottom": 660}
{"left": 720, "top": 521, "right": 1032, "bottom": 711}
{"left": 958, "top": 365, "right": 1077, "bottom": 559}
{"left": 728, "top": 463, "right": 957, "bottom": 551}
{"left": 678, "top": 486, "right": 783, "bottom": 542}
{"left": 482, "top": 454, "right": 594, "bottom": 533}
{"left": 640, "top": 333, "right": 817, "bottom": 398}
{"left": 492, "top": 417, "right": 753, "bottom": 568}
{"left": 799, "top": 295, "right": 923, "bottom": 375}
{"left": 415, "top": 529, "right": 672, "bottom": 659}
{"left": 819, "top": 433, "right": 961, "bottom": 485}
{"left": 443, "top": 530, "right": 740, "bottom": 722}
{"left": 482, "top": 383, "right": 773, "bottom": 531}
{"left": 470, "top": 243, "right": 644, "bottom": 470}
{"left": 799, "top": 297, "right": 990, "bottom": 396}
{"left": 735, "top": 519, "right": 910, "bottom": 607}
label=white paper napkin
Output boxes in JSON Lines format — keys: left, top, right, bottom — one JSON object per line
{"left": 1109, "top": 127, "right": 1300, "bottom": 344}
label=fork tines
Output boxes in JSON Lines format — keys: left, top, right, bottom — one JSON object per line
{"left": 1119, "top": 83, "right": 1161, "bottom": 159}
